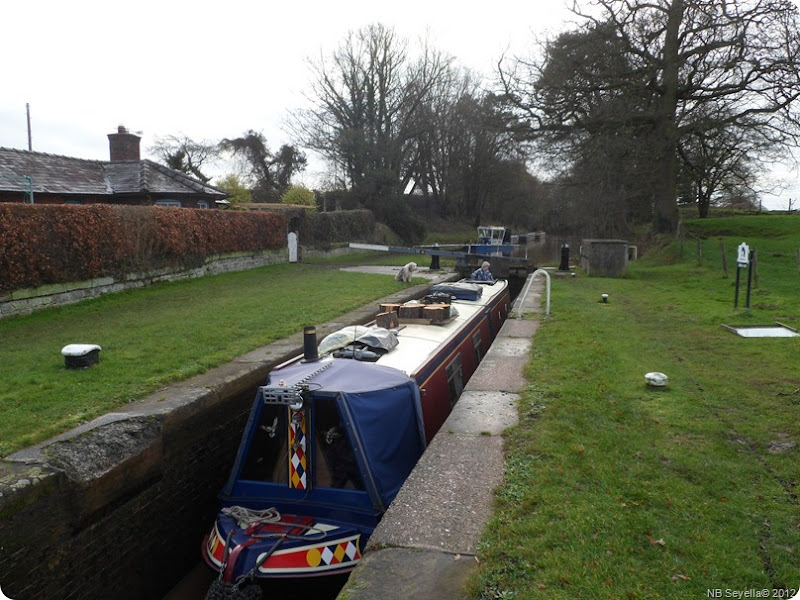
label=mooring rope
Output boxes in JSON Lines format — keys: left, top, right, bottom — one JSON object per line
{"left": 221, "top": 506, "right": 281, "bottom": 529}
{"left": 220, "top": 505, "right": 328, "bottom": 540}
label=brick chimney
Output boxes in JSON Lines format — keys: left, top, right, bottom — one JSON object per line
{"left": 108, "top": 125, "right": 141, "bottom": 161}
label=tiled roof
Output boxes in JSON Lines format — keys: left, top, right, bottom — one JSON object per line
{"left": 0, "top": 147, "right": 226, "bottom": 198}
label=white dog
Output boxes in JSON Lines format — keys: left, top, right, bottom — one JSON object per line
{"left": 395, "top": 262, "right": 417, "bottom": 282}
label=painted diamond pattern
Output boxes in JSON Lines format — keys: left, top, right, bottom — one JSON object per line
{"left": 312, "top": 540, "right": 361, "bottom": 566}
{"left": 345, "top": 541, "right": 358, "bottom": 560}
{"left": 291, "top": 452, "right": 302, "bottom": 468}
{"left": 289, "top": 411, "right": 307, "bottom": 489}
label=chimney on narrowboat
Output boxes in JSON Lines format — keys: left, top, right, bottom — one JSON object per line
{"left": 108, "top": 125, "right": 141, "bottom": 161}
{"left": 303, "top": 326, "right": 319, "bottom": 362}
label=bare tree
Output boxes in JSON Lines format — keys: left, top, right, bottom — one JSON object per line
{"left": 677, "top": 115, "right": 782, "bottom": 215}
{"left": 290, "top": 24, "right": 452, "bottom": 206}
{"left": 448, "top": 94, "right": 525, "bottom": 225}
{"left": 405, "top": 66, "right": 480, "bottom": 215}
{"left": 499, "top": 0, "right": 800, "bottom": 234}
{"left": 407, "top": 67, "right": 528, "bottom": 224}
{"left": 149, "top": 134, "right": 218, "bottom": 183}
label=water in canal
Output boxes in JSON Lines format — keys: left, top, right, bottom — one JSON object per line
{"left": 164, "top": 562, "right": 348, "bottom": 599}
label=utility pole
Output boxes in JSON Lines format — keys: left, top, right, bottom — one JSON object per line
{"left": 26, "top": 103, "right": 32, "bottom": 151}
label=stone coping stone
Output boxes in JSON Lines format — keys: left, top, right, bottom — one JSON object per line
{"left": 487, "top": 336, "right": 533, "bottom": 357}
{"left": 466, "top": 354, "right": 529, "bottom": 393}
{"left": 501, "top": 318, "right": 539, "bottom": 338}
{"left": 366, "top": 433, "right": 504, "bottom": 556}
{"left": 442, "top": 390, "right": 519, "bottom": 435}
{"left": 339, "top": 547, "right": 476, "bottom": 600}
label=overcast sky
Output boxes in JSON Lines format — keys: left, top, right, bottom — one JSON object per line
{"left": 2, "top": 0, "right": 797, "bottom": 209}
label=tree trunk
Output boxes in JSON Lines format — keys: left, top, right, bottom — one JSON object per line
{"left": 698, "top": 190, "right": 711, "bottom": 218}
{"left": 652, "top": 0, "right": 684, "bottom": 234}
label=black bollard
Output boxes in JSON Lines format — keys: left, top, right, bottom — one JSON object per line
{"left": 559, "top": 244, "right": 570, "bottom": 271}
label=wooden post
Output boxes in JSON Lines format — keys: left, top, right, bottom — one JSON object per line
{"left": 734, "top": 264, "right": 741, "bottom": 308}
{"left": 752, "top": 249, "right": 758, "bottom": 288}
{"left": 720, "top": 241, "right": 728, "bottom": 278}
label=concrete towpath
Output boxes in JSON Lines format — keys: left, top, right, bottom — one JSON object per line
{"left": 336, "top": 271, "right": 546, "bottom": 600}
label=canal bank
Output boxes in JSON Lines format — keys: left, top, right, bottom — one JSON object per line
{"left": 336, "top": 271, "right": 545, "bottom": 600}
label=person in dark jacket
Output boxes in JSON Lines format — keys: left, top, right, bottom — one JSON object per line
{"left": 470, "top": 261, "right": 494, "bottom": 281}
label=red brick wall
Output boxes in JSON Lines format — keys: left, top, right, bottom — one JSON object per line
{"left": 107, "top": 127, "right": 141, "bottom": 162}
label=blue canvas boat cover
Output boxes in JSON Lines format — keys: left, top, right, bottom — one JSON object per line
{"left": 265, "top": 358, "right": 426, "bottom": 508}
{"left": 429, "top": 281, "right": 483, "bottom": 300}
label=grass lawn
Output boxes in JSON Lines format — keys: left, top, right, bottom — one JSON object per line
{"left": 0, "top": 256, "right": 427, "bottom": 456}
{"left": 469, "top": 216, "right": 800, "bottom": 598}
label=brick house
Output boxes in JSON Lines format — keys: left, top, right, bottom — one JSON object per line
{"left": 0, "top": 126, "right": 227, "bottom": 208}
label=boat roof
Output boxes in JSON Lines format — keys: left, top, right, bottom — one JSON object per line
{"left": 373, "top": 279, "right": 507, "bottom": 377}
{"left": 269, "top": 278, "right": 507, "bottom": 392}
{"left": 266, "top": 355, "right": 415, "bottom": 395}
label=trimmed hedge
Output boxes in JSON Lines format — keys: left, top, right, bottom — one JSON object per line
{"left": 0, "top": 205, "right": 286, "bottom": 293}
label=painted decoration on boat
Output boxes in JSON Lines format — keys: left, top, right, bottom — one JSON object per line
{"left": 288, "top": 410, "right": 307, "bottom": 490}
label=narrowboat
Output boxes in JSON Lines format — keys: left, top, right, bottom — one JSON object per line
{"left": 202, "top": 278, "right": 510, "bottom": 590}
{"left": 467, "top": 226, "right": 513, "bottom": 257}
{"left": 459, "top": 226, "right": 530, "bottom": 279}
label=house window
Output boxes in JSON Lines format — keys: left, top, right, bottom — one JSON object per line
{"left": 445, "top": 354, "right": 464, "bottom": 407}
{"left": 156, "top": 200, "right": 182, "bottom": 208}
{"left": 197, "top": 201, "right": 209, "bottom": 209}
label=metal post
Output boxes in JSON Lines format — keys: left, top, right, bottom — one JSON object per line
{"left": 734, "top": 242, "right": 750, "bottom": 309}
{"left": 745, "top": 250, "right": 754, "bottom": 312}
{"left": 26, "top": 103, "right": 32, "bottom": 151}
